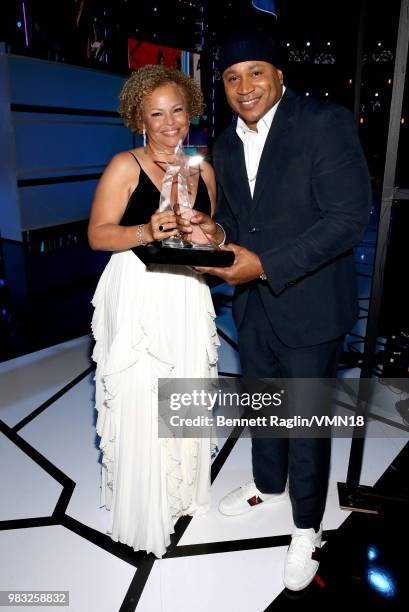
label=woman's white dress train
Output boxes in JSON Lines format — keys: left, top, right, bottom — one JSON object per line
{"left": 91, "top": 250, "right": 219, "bottom": 558}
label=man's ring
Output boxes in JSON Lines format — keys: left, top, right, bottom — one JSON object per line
{"left": 158, "top": 224, "right": 164, "bottom": 232}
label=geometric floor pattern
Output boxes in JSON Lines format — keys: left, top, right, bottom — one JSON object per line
{"left": 1, "top": 325, "right": 408, "bottom": 611}
{"left": 1, "top": 228, "right": 408, "bottom": 610}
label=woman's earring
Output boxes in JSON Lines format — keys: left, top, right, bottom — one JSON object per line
{"left": 143, "top": 126, "right": 147, "bottom": 150}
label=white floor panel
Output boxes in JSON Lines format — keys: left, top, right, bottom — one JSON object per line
{"left": 17, "top": 376, "right": 109, "bottom": 536}
{"left": 0, "top": 525, "right": 135, "bottom": 612}
{"left": 2, "top": 329, "right": 406, "bottom": 612}
{"left": 0, "top": 335, "right": 92, "bottom": 428}
{"left": 180, "top": 436, "right": 293, "bottom": 546}
{"left": 139, "top": 546, "right": 287, "bottom": 612}
{"left": 0, "top": 432, "right": 63, "bottom": 521}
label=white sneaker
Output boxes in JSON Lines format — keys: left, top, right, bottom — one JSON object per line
{"left": 218, "top": 481, "right": 287, "bottom": 516}
{"left": 283, "top": 525, "right": 323, "bottom": 591}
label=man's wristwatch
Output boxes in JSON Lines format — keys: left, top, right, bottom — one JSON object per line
{"left": 215, "top": 223, "right": 226, "bottom": 247}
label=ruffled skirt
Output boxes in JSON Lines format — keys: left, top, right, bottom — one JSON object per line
{"left": 91, "top": 250, "right": 219, "bottom": 558}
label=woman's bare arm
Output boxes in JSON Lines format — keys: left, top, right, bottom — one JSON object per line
{"left": 88, "top": 152, "right": 148, "bottom": 251}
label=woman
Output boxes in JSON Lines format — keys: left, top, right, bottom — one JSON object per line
{"left": 88, "top": 65, "right": 219, "bottom": 558}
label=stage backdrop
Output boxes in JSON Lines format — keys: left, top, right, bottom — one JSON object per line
{"left": 128, "top": 39, "right": 200, "bottom": 85}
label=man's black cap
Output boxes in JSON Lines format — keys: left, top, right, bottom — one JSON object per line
{"left": 218, "top": 27, "right": 283, "bottom": 75}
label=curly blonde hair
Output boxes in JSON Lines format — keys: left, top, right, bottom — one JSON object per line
{"left": 118, "top": 65, "right": 204, "bottom": 134}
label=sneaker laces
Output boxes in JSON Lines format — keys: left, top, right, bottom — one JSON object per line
{"left": 287, "top": 535, "right": 314, "bottom": 568}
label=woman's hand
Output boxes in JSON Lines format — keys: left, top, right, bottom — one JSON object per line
{"left": 148, "top": 209, "right": 179, "bottom": 241}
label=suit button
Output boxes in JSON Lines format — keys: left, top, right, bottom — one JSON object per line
{"left": 249, "top": 227, "right": 260, "bottom": 233}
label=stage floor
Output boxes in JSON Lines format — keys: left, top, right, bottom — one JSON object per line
{"left": 1, "top": 221, "right": 408, "bottom": 611}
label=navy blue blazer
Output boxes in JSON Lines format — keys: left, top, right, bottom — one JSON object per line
{"left": 213, "top": 88, "right": 372, "bottom": 348}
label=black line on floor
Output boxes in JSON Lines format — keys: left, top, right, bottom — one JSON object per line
{"left": 62, "top": 515, "right": 151, "bottom": 568}
{"left": 210, "top": 427, "right": 243, "bottom": 484}
{"left": 0, "top": 418, "right": 80, "bottom": 534}
{"left": 0, "top": 419, "right": 75, "bottom": 489}
{"left": 167, "top": 535, "right": 291, "bottom": 557}
{"left": 5, "top": 328, "right": 403, "bottom": 609}
{"left": 118, "top": 424, "right": 245, "bottom": 608}
{"left": 0, "top": 516, "right": 58, "bottom": 530}
{"left": 165, "top": 530, "right": 337, "bottom": 558}
{"left": 3, "top": 402, "right": 406, "bottom": 611}
{"left": 119, "top": 565, "right": 156, "bottom": 612}
{"left": 52, "top": 482, "right": 76, "bottom": 518}
{"left": 12, "top": 365, "right": 95, "bottom": 433}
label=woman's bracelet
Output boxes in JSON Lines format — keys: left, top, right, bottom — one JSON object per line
{"left": 137, "top": 224, "right": 146, "bottom": 246}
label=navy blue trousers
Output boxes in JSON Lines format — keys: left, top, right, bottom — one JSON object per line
{"left": 237, "top": 289, "right": 343, "bottom": 531}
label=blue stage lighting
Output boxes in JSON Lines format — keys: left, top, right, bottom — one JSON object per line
{"left": 367, "top": 567, "right": 396, "bottom": 598}
{"left": 367, "top": 545, "right": 378, "bottom": 561}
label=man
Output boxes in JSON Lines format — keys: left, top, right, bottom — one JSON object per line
{"left": 180, "top": 28, "right": 371, "bottom": 591}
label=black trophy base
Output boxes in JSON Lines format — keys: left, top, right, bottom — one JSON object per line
{"left": 132, "top": 241, "right": 234, "bottom": 267}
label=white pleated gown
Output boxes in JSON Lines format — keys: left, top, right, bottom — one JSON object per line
{"left": 91, "top": 250, "right": 219, "bottom": 558}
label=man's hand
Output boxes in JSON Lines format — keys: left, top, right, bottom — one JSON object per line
{"left": 196, "top": 243, "right": 265, "bottom": 286}
{"left": 177, "top": 212, "right": 224, "bottom": 245}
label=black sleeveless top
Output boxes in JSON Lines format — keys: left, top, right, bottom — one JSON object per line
{"left": 120, "top": 152, "right": 212, "bottom": 226}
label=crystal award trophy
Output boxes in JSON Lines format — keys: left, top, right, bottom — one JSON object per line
{"left": 132, "top": 142, "right": 234, "bottom": 267}
{"left": 158, "top": 142, "right": 215, "bottom": 250}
